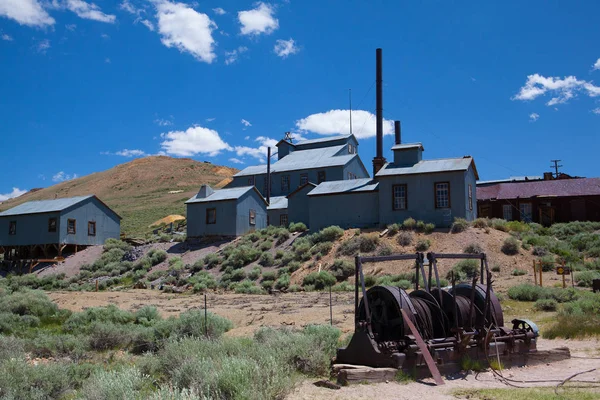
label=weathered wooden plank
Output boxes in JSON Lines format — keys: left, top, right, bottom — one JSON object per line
{"left": 337, "top": 366, "right": 398, "bottom": 385}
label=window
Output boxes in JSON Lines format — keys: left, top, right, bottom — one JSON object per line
{"left": 392, "top": 184, "right": 407, "bottom": 210}
{"left": 8, "top": 221, "right": 16, "bottom": 235}
{"left": 248, "top": 177, "right": 255, "bottom": 186}
{"left": 348, "top": 144, "right": 355, "bottom": 154}
{"left": 520, "top": 203, "right": 532, "bottom": 223}
{"left": 281, "top": 175, "right": 290, "bottom": 193}
{"left": 318, "top": 171, "right": 326, "bottom": 184}
{"left": 503, "top": 204, "right": 512, "bottom": 221}
{"left": 249, "top": 209, "right": 256, "bottom": 225}
{"left": 434, "top": 182, "right": 450, "bottom": 209}
{"left": 206, "top": 208, "right": 216, "bottom": 224}
{"left": 347, "top": 172, "right": 356, "bottom": 180}
{"left": 300, "top": 173, "right": 308, "bottom": 186}
{"left": 468, "top": 185, "right": 473, "bottom": 211}
{"left": 67, "top": 219, "right": 76, "bottom": 234}
{"left": 48, "top": 218, "right": 57, "bottom": 232}
{"left": 88, "top": 221, "right": 96, "bottom": 236}
{"left": 280, "top": 214, "right": 288, "bottom": 227}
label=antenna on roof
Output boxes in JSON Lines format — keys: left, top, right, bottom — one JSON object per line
{"left": 284, "top": 131, "right": 293, "bottom": 143}
{"left": 550, "top": 159, "right": 563, "bottom": 178}
{"left": 349, "top": 88, "right": 353, "bottom": 136}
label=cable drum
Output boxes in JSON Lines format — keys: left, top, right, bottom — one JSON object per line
{"left": 357, "top": 286, "right": 416, "bottom": 342}
{"left": 409, "top": 290, "right": 447, "bottom": 339}
{"left": 449, "top": 283, "right": 504, "bottom": 328}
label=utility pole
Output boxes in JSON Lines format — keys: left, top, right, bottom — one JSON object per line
{"left": 550, "top": 160, "right": 563, "bottom": 178}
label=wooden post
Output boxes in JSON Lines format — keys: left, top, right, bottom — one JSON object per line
{"left": 562, "top": 274, "right": 566, "bottom": 289}
{"left": 533, "top": 260, "right": 538, "bottom": 286}
{"left": 329, "top": 285, "right": 333, "bottom": 326}
{"left": 75, "top": 245, "right": 78, "bottom": 254}
{"left": 539, "top": 260, "right": 543, "bottom": 287}
{"left": 95, "top": 279, "right": 99, "bottom": 291}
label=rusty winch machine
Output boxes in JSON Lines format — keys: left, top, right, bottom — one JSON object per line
{"left": 336, "top": 252, "right": 539, "bottom": 382}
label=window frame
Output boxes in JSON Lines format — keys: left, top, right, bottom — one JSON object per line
{"left": 281, "top": 175, "right": 290, "bottom": 193}
{"left": 88, "top": 221, "right": 96, "bottom": 236}
{"left": 468, "top": 184, "right": 473, "bottom": 211}
{"left": 280, "top": 214, "right": 288, "bottom": 227}
{"left": 8, "top": 221, "right": 16, "bottom": 236}
{"left": 206, "top": 208, "right": 217, "bottom": 225}
{"left": 299, "top": 173, "right": 308, "bottom": 186}
{"left": 48, "top": 217, "right": 57, "bottom": 233}
{"left": 348, "top": 143, "right": 355, "bottom": 154}
{"left": 67, "top": 219, "right": 76, "bottom": 234}
{"left": 434, "top": 182, "right": 451, "bottom": 209}
{"left": 502, "top": 204, "right": 513, "bottom": 221}
{"left": 392, "top": 184, "right": 408, "bottom": 210}
{"left": 249, "top": 209, "right": 256, "bottom": 225}
{"left": 248, "top": 176, "right": 255, "bottom": 186}
{"left": 520, "top": 202, "right": 533, "bottom": 223}
{"left": 317, "top": 170, "right": 326, "bottom": 184}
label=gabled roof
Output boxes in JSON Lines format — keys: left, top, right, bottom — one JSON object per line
{"left": 376, "top": 156, "right": 478, "bottom": 179}
{"left": 267, "top": 196, "right": 288, "bottom": 210}
{"left": 286, "top": 182, "right": 317, "bottom": 198}
{"left": 233, "top": 145, "right": 357, "bottom": 177}
{"left": 391, "top": 142, "right": 424, "bottom": 151}
{"left": 0, "top": 195, "right": 122, "bottom": 219}
{"left": 308, "top": 178, "right": 379, "bottom": 196}
{"left": 185, "top": 186, "right": 267, "bottom": 205}
{"left": 477, "top": 178, "right": 600, "bottom": 201}
{"left": 295, "top": 134, "right": 354, "bottom": 147}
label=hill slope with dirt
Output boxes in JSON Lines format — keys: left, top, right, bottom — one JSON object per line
{"left": 0, "top": 156, "right": 238, "bottom": 236}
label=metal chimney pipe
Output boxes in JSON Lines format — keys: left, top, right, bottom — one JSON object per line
{"left": 376, "top": 48, "right": 383, "bottom": 158}
{"left": 394, "top": 120, "right": 401, "bottom": 145}
{"left": 266, "top": 146, "right": 271, "bottom": 205}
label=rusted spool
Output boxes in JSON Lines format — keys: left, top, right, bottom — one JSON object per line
{"left": 409, "top": 290, "right": 447, "bottom": 339}
{"left": 358, "top": 286, "right": 416, "bottom": 342}
{"left": 449, "top": 283, "right": 504, "bottom": 328}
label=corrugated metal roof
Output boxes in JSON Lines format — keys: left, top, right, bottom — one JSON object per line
{"left": 0, "top": 195, "right": 95, "bottom": 217}
{"left": 308, "top": 178, "right": 379, "bottom": 196}
{"left": 477, "top": 176, "right": 543, "bottom": 185}
{"left": 295, "top": 134, "right": 352, "bottom": 147}
{"left": 376, "top": 157, "right": 474, "bottom": 177}
{"left": 234, "top": 145, "right": 355, "bottom": 177}
{"left": 185, "top": 186, "right": 255, "bottom": 204}
{"left": 477, "top": 178, "right": 600, "bottom": 201}
{"left": 391, "top": 142, "right": 424, "bottom": 151}
{"left": 267, "top": 196, "right": 288, "bottom": 210}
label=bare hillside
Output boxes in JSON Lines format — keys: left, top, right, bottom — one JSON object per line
{"left": 0, "top": 156, "right": 238, "bottom": 235}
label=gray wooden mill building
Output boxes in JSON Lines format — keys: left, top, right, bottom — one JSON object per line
{"left": 186, "top": 48, "right": 479, "bottom": 238}
{"left": 0, "top": 195, "right": 121, "bottom": 261}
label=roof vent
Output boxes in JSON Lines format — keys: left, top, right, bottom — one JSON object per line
{"left": 197, "top": 184, "right": 214, "bottom": 199}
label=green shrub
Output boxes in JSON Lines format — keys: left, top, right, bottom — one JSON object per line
{"left": 223, "top": 245, "right": 261, "bottom": 269}
{"left": 402, "top": 217, "right": 416, "bottom": 230}
{"left": 247, "top": 266, "right": 262, "bottom": 281}
{"left": 276, "top": 230, "right": 291, "bottom": 245}
{"left": 258, "top": 252, "right": 274, "bottom": 267}
{"left": 378, "top": 245, "right": 393, "bottom": 256}
{"left": 472, "top": 218, "right": 489, "bottom": 228}
{"left": 302, "top": 271, "right": 336, "bottom": 289}
{"left": 451, "top": 218, "right": 469, "bottom": 233}
{"left": 233, "top": 280, "right": 264, "bottom": 294}
{"left": 317, "top": 226, "right": 344, "bottom": 242}
{"left": 415, "top": 220, "right": 426, "bottom": 232}
{"left": 511, "top": 268, "right": 526, "bottom": 276}
{"left": 261, "top": 271, "right": 276, "bottom": 282}
{"left": 397, "top": 232, "right": 413, "bottom": 246}
{"left": 544, "top": 291, "right": 600, "bottom": 338}
{"left": 203, "top": 253, "right": 220, "bottom": 269}
{"left": 274, "top": 274, "right": 291, "bottom": 290}
{"left": 532, "top": 246, "right": 548, "bottom": 256}
{"left": 88, "top": 322, "right": 133, "bottom": 350}
{"left": 330, "top": 260, "right": 355, "bottom": 282}
{"left": 490, "top": 218, "right": 507, "bottom": 232}
{"left": 534, "top": 298, "right": 558, "bottom": 312}
{"left": 338, "top": 234, "right": 379, "bottom": 256}
{"left": 387, "top": 223, "right": 400, "bottom": 235}
{"left": 289, "top": 222, "right": 307, "bottom": 232}
{"left": 259, "top": 240, "right": 273, "bottom": 252}
{"left": 574, "top": 270, "right": 600, "bottom": 287}
{"left": 376, "top": 276, "right": 411, "bottom": 289}
{"left": 463, "top": 243, "right": 483, "bottom": 254}
{"left": 447, "top": 260, "right": 479, "bottom": 282}
{"left": 363, "top": 275, "right": 377, "bottom": 287}
{"left": 507, "top": 284, "right": 579, "bottom": 303}
{"left": 312, "top": 241, "right": 333, "bottom": 256}
{"left": 104, "top": 238, "right": 133, "bottom": 252}
{"left": 288, "top": 284, "right": 301, "bottom": 292}
{"left": 261, "top": 280, "right": 274, "bottom": 291}
{"left": 491, "top": 264, "right": 501, "bottom": 272}
{"left": 505, "top": 221, "right": 530, "bottom": 233}
{"left": 415, "top": 239, "right": 430, "bottom": 251}
{"left": 424, "top": 223, "right": 435, "bottom": 234}
{"left": 501, "top": 237, "right": 519, "bottom": 255}
{"left": 331, "top": 282, "right": 353, "bottom": 292}
{"left": 148, "top": 249, "right": 168, "bottom": 266}
{"left": 172, "top": 310, "right": 233, "bottom": 339}
{"left": 587, "top": 245, "right": 600, "bottom": 258}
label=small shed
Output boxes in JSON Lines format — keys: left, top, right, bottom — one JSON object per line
{"left": 308, "top": 179, "right": 380, "bottom": 231}
{"left": 186, "top": 185, "right": 267, "bottom": 237}
{"left": 287, "top": 183, "right": 317, "bottom": 228}
{"left": 267, "top": 196, "right": 289, "bottom": 227}
{"left": 0, "top": 195, "right": 121, "bottom": 260}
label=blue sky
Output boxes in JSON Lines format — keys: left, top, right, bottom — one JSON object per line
{"left": 1, "top": 0, "right": 599, "bottom": 200}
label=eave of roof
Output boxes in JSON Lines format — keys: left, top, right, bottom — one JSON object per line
{"left": 375, "top": 156, "right": 476, "bottom": 177}
{"left": 0, "top": 195, "right": 122, "bottom": 220}
{"left": 308, "top": 178, "right": 379, "bottom": 196}
{"left": 477, "top": 177, "right": 600, "bottom": 201}
{"left": 185, "top": 186, "right": 268, "bottom": 205}
{"left": 286, "top": 182, "right": 317, "bottom": 198}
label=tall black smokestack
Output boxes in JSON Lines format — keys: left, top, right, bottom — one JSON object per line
{"left": 372, "top": 48, "right": 387, "bottom": 176}
{"left": 394, "top": 120, "right": 401, "bottom": 145}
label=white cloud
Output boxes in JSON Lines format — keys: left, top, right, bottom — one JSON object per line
{"left": 241, "top": 118, "right": 252, "bottom": 127}
{"left": 593, "top": 58, "right": 600, "bottom": 71}
{"left": 234, "top": 136, "right": 276, "bottom": 162}
{"left": 0, "top": 0, "right": 55, "bottom": 27}
{"left": 1, "top": 33, "right": 13, "bottom": 41}
{"left": 206, "top": 117, "right": 215, "bottom": 122}
{"left": 224, "top": 46, "right": 248, "bottom": 65}
{"left": 156, "top": 1, "right": 217, "bottom": 63}
{"left": 296, "top": 109, "right": 394, "bottom": 139}
{"left": 0, "top": 187, "right": 27, "bottom": 202}
{"left": 213, "top": 7, "right": 226, "bottom": 15}
{"left": 529, "top": 112, "right": 539, "bottom": 122}
{"left": 238, "top": 2, "right": 278, "bottom": 36}
{"left": 65, "top": 23, "right": 76, "bottom": 31}
{"left": 244, "top": 135, "right": 250, "bottom": 140}
{"left": 64, "top": 0, "right": 116, "bottom": 23}
{"left": 37, "top": 39, "right": 50, "bottom": 53}
{"left": 160, "top": 125, "right": 231, "bottom": 156}
{"left": 52, "top": 171, "right": 78, "bottom": 182}
{"left": 155, "top": 118, "right": 173, "bottom": 126}
{"left": 119, "top": 0, "right": 138, "bottom": 14}
{"left": 140, "top": 18, "right": 154, "bottom": 31}
{"left": 273, "top": 38, "right": 298, "bottom": 58}
{"left": 512, "top": 73, "right": 600, "bottom": 106}
{"left": 229, "top": 158, "right": 244, "bottom": 164}
{"left": 592, "top": 108, "right": 600, "bottom": 115}
{"left": 100, "top": 33, "right": 109, "bottom": 39}
{"left": 116, "top": 149, "right": 146, "bottom": 157}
